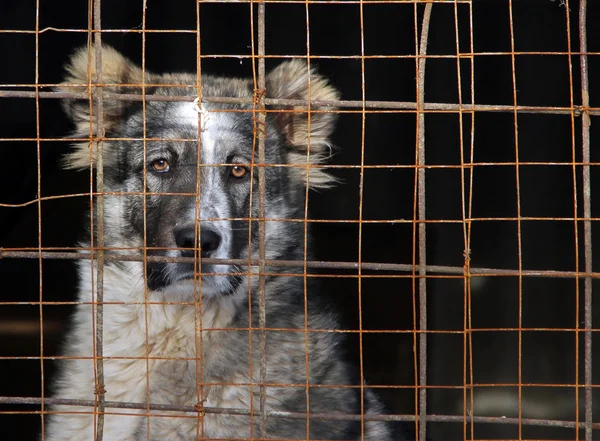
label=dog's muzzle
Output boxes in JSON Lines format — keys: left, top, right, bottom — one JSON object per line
{"left": 172, "top": 224, "right": 240, "bottom": 295}
{"left": 174, "top": 225, "right": 222, "bottom": 259}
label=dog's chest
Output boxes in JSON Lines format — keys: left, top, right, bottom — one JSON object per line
{"left": 143, "top": 312, "right": 254, "bottom": 438}
{"left": 146, "top": 326, "right": 200, "bottom": 404}
{"left": 95, "top": 268, "right": 253, "bottom": 436}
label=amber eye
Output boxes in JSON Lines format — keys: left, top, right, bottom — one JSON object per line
{"left": 151, "top": 159, "right": 170, "bottom": 173}
{"left": 230, "top": 165, "right": 249, "bottom": 179}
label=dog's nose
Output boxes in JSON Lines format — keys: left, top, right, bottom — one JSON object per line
{"left": 175, "top": 226, "right": 196, "bottom": 251}
{"left": 174, "top": 226, "right": 221, "bottom": 258}
{"left": 200, "top": 229, "right": 221, "bottom": 258}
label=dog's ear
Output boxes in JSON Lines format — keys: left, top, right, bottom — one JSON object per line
{"left": 57, "top": 46, "right": 145, "bottom": 169}
{"left": 266, "top": 60, "right": 340, "bottom": 189}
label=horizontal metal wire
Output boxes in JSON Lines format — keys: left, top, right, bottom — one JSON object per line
{"left": 0, "top": 395, "right": 597, "bottom": 430}
{"left": 0, "top": 89, "right": 598, "bottom": 116}
{"left": 1, "top": 249, "right": 599, "bottom": 279}
{"left": 0, "top": 51, "right": 597, "bottom": 59}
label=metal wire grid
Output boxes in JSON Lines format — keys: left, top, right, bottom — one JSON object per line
{"left": 0, "top": 0, "right": 595, "bottom": 440}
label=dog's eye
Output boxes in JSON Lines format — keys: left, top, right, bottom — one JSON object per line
{"left": 230, "top": 165, "right": 249, "bottom": 179}
{"left": 151, "top": 159, "right": 170, "bottom": 173}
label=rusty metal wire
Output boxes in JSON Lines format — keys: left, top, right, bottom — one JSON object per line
{"left": 193, "top": 3, "right": 206, "bottom": 440}
{"left": 4, "top": 249, "right": 600, "bottom": 281}
{"left": 415, "top": 3, "right": 432, "bottom": 440}
{"left": 90, "top": 1, "right": 107, "bottom": 439}
{"left": 302, "top": 2, "right": 315, "bottom": 438}
{"left": 578, "top": 2, "right": 594, "bottom": 441}
{"left": 33, "top": 0, "right": 45, "bottom": 438}
{"left": 507, "top": 3, "right": 524, "bottom": 439}
{"left": 248, "top": 1, "right": 269, "bottom": 437}
{"left": 3, "top": 395, "right": 600, "bottom": 431}
{"left": 3, "top": 88, "right": 600, "bottom": 116}
{"left": 564, "top": 3, "right": 581, "bottom": 441}
{"left": 454, "top": 1, "right": 476, "bottom": 439}
{"left": 140, "top": 3, "right": 157, "bottom": 440}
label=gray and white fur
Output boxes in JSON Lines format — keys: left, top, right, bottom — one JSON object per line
{"left": 43, "top": 46, "right": 414, "bottom": 440}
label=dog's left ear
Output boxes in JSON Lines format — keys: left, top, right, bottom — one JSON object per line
{"left": 56, "top": 46, "right": 146, "bottom": 170}
{"left": 266, "top": 61, "right": 340, "bottom": 189}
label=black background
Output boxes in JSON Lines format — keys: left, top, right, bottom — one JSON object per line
{"left": 1, "top": 0, "right": 600, "bottom": 439}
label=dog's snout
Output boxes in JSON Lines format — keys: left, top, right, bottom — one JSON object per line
{"left": 200, "top": 229, "right": 221, "bottom": 258}
{"left": 174, "top": 226, "right": 222, "bottom": 258}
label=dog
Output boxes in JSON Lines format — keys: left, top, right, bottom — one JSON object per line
{"left": 43, "top": 46, "right": 414, "bottom": 440}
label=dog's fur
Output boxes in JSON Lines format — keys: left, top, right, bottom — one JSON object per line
{"left": 44, "top": 46, "right": 413, "bottom": 440}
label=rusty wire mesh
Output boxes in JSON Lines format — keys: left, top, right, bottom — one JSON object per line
{"left": 0, "top": 0, "right": 597, "bottom": 440}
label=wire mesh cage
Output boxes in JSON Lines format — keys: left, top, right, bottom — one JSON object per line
{"left": 0, "top": 0, "right": 598, "bottom": 440}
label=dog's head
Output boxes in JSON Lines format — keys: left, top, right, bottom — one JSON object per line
{"left": 58, "top": 46, "right": 340, "bottom": 297}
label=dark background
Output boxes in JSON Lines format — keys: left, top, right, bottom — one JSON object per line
{"left": 1, "top": 0, "right": 600, "bottom": 439}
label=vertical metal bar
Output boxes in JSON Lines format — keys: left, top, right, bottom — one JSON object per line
{"left": 91, "top": 0, "right": 106, "bottom": 439}
{"left": 466, "top": 1, "right": 477, "bottom": 439}
{"left": 84, "top": 0, "right": 99, "bottom": 438}
{"left": 358, "top": 2, "right": 367, "bottom": 437}
{"left": 253, "top": 1, "right": 268, "bottom": 437}
{"left": 302, "top": 2, "right": 312, "bottom": 438}
{"left": 248, "top": 4, "right": 257, "bottom": 438}
{"left": 564, "top": 2, "right": 582, "bottom": 440}
{"left": 578, "top": 1, "right": 593, "bottom": 440}
{"left": 507, "top": 1, "right": 523, "bottom": 439}
{"left": 35, "top": 0, "right": 45, "bottom": 436}
{"left": 193, "top": 2, "right": 206, "bottom": 440}
{"left": 416, "top": 4, "right": 433, "bottom": 441}
{"left": 452, "top": 2, "right": 475, "bottom": 439}
{"left": 139, "top": 1, "right": 150, "bottom": 439}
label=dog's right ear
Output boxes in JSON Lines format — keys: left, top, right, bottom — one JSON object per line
{"left": 266, "top": 60, "right": 340, "bottom": 189}
{"left": 57, "top": 46, "right": 144, "bottom": 169}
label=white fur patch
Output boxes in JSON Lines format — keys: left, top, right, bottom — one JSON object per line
{"left": 44, "top": 260, "right": 246, "bottom": 441}
{"left": 176, "top": 102, "right": 226, "bottom": 165}
{"left": 178, "top": 100, "right": 208, "bottom": 128}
